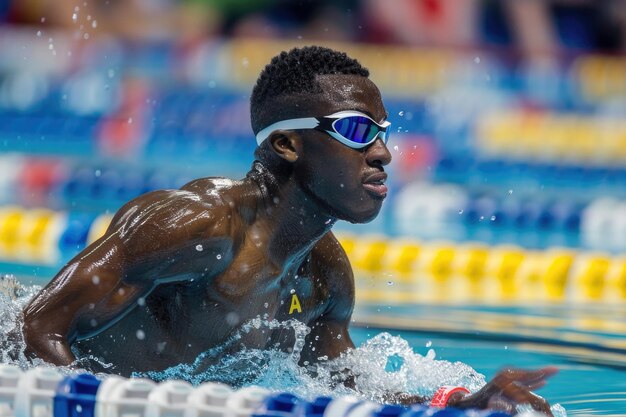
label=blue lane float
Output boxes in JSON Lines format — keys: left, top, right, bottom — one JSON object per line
{"left": 0, "top": 365, "right": 549, "bottom": 417}
{"left": 53, "top": 374, "right": 100, "bottom": 417}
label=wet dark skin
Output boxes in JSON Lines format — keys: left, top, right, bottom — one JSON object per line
{"left": 21, "top": 74, "right": 556, "bottom": 414}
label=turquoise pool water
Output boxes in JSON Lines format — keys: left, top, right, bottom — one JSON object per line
{"left": 2, "top": 275, "right": 621, "bottom": 416}
{"left": 352, "top": 303, "right": 626, "bottom": 416}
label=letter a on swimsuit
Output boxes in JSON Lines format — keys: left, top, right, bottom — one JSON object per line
{"left": 289, "top": 294, "right": 302, "bottom": 314}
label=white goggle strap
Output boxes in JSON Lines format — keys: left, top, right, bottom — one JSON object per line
{"left": 255, "top": 117, "right": 320, "bottom": 146}
{"left": 255, "top": 111, "right": 390, "bottom": 146}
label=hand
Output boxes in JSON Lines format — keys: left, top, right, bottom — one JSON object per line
{"left": 448, "top": 366, "right": 558, "bottom": 416}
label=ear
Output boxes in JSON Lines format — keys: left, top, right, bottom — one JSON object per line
{"left": 267, "top": 130, "right": 301, "bottom": 163}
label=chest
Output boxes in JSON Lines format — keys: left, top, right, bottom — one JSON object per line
{"left": 208, "top": 246, "right": 331, "bottom": 326}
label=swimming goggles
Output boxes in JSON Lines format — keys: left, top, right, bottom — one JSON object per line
{"left": 255, "top": 110, "right": 391, "bottom": 149}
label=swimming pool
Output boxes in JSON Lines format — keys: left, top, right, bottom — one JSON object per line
{"left": 352, "top": 302, "right": 626, "bottom": 416}
{"left": 0, "top": 273, "right": 574, "bottom": 415}
{"left": 2, "top": 32, "right": 625, "bottom": 417}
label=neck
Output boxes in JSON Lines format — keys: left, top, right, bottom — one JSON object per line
{"left": 247, "top": 161, "right": 337, "bottom": 266}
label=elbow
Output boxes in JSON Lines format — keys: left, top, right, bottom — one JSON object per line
{"left": 22, "top": 310, "right": 62, "bottom": 352}
{"left": 22, "top": 312, "right": 48, "bottom": 355}
{"left": 22, "top": 312, "right": 73, "bottom": 365}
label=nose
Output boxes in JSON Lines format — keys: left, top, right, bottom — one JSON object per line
{"left": 365, "top": 138, "right": 392, "bottom": 167}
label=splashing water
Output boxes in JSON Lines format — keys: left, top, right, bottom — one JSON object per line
{"left": 0, "top": 278, "right": 566, "bottom": 415}
{"left": 132, "top": 318, "right": 487, "bottom": 404}
{"left": 0, "top": 276, "right": 46, "bottom": 367}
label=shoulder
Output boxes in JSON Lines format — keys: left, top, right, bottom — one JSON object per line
{"left": 311, "top": 232, "right": 353, "bottom": 277}
{"left": 107, "top": 178, "right": 254, "bottom": 250}
{"left": 310, "top": 232, "right": 355, "bottom": 321}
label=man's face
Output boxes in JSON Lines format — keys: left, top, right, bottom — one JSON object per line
{"left": 294, "top": 74, "right": 392, "bottom": 224}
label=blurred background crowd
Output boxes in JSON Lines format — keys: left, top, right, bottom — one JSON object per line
{"left": 0, "top": 0, "right": 625, "bottom": 306}
{"left": 3, "top": 0, "right": 626, "bottom": 55}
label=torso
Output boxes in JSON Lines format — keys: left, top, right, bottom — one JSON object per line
{"left": 72, "top": 177, "right": 344, "bottom": 376}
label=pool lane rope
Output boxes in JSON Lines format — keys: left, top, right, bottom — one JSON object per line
{"left": 0, "top": 364, "right": 549, "bottom": 417}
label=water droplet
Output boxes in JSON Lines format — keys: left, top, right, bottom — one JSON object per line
{"left": 86, "top": 14, "right": 92, "bottom": 21}
{"left": 273, "top": 197, "right": 280, "bottom": 204}
{"left": 137, "top": 297, "right": 145, "bottom": 306}
{"left": 48, "top": 44, "right": 54, "bottom": 50}
{"left": 107, "top": 69, "right": 115, "bottom": 78}
{"left": 127, "top": 117, "right": 133, "bottom": 124}
{"left": 226, "top": 312, "right": 239, "bottom": 325}
{"left": 458, "top": 210, "right": 464, "bottom": 214}
{"left": 398, "top": 111, "right": 404, "bottom": 116}
{"left": 479, "top": 216, "right": 485, "bottom": 221}
{"left": 94, "top": 169, "right": 101, "bottom": 177}
{"left": 426, "top": 340, "right": 432, "bottom": 347}
{"left": 426, "top": 348, "right": 436, "bottom": 359}
{"left": 508, "top": 189, "right": 513, "bottom": 195}
{"left": 196, "top": 244, "right": 203, "bottom": 251}
{"left": 490, "top": 215, "right": 496, "bottom": 221}
{"left": 474, "top": 56, "right": 480, "bottom": 63}
{"left": 72, "top": 13, "right": 78, "bottom": 22}
{"left": 325, "top": 219, "right": 332, "bottom": 225}
{"left": 41, "top": 17, "right": 46, "bottom": 23}
{"left": 290, "top": 289, "right": 295, "bottom": 294}
{"left": 36, "top": 31, "right": 42, "bottom": 37}
{"left": 216, "top": 254, "right": 222, "bottom": 260}
{"left": 83, "top": 33, "right": 89, "bottom": 40}
{"left": 387, "top": 281, "right": 394, "bottom": 286}
{"left": 336, "top": 334, "right": 342, "bottom": 339}
{"left": 136, "top": 330, "right": 145, "bottom": 340}
{"left": 91, "top": 20, "right": 97, "bottom": 28}
{"left": 339, "top": 183, "right": 344, "bottom": 188}
{"left": 264, "top": 302, "right": 269, "bottom": 308}
{"left": 91, "top": 275, "right": 100, "bottom": 285}
{"left": 393, "top": 145, "right": 399, "bottom": 151}
{"left": 89, "top": 319, "right": 98, "bottom": 327}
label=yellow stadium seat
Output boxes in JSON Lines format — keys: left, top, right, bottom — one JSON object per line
{"left": 0, "top": 207, "right": 24, "bottom": 259}
{"left": 460, "top": 244, "right": 489, "bottom": 282}
{"left": 386, "top": 241, "right": 420, "bottom": 277}
{"left": 428, "top": 245, "right": 456, "bottom": 281}
{"left": 573, "top": 255, "right": 611, "bottom": 300}
{"left": 87, "top": 214, "right": 113, "bottom": 245}
{"left": 542, "top": 251, "right": 575, "bottom": 300}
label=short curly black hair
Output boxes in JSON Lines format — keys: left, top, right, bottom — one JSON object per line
{"left": 250, "top": 46, "right": 369, "bottom": 136}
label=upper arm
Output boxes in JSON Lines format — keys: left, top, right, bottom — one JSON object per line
{"left": 300, "top": 232, "right": 356, "bottom": 364}
{"left": 23, "top": 230, "right": 135, "bottom": 342}
{"left": 24, "top": 187, "right": 235, "bottom": 341}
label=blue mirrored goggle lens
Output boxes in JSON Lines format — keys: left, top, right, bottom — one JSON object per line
{"left": 334, "top": 116, "right": 387, "bottom": 144}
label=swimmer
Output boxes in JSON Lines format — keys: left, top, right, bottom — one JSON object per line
{"left": 20, "top": 46, "right": 556, "bottom": 414}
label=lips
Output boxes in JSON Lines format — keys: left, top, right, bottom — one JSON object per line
{"left": 362, "top": 171, "right": 388, "bottom": 198}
